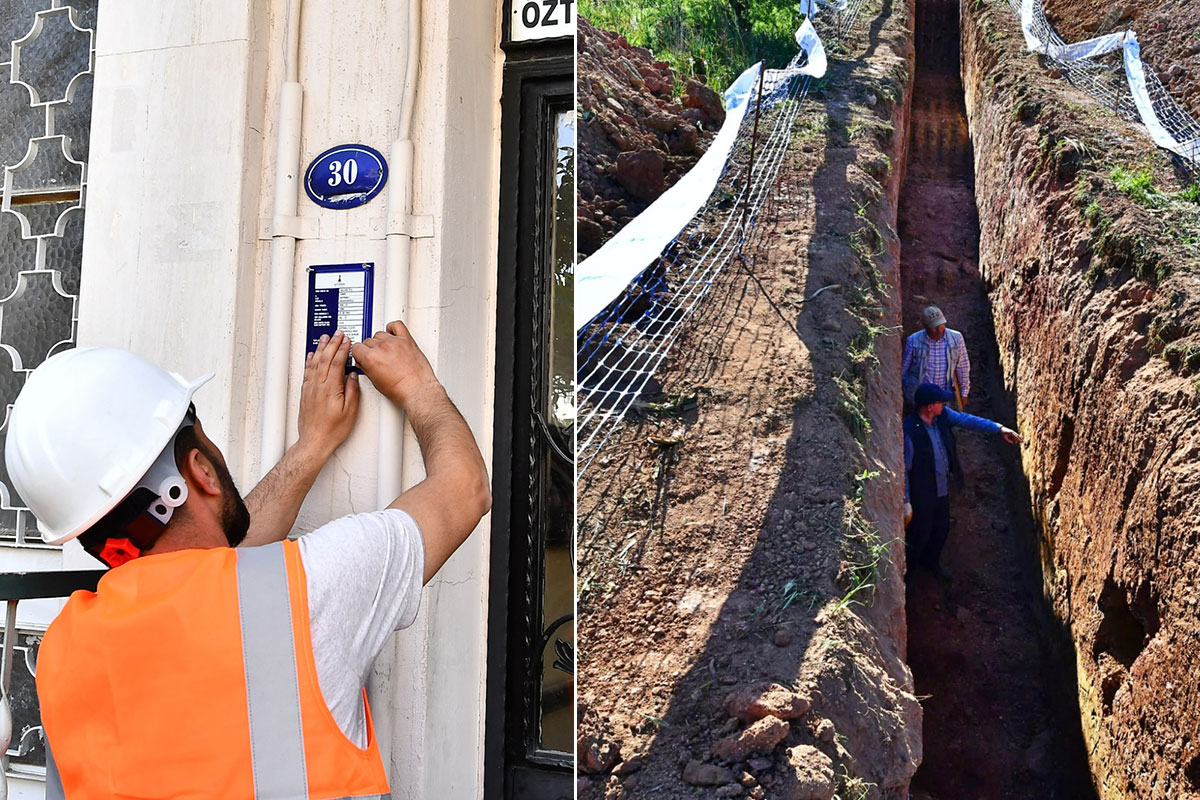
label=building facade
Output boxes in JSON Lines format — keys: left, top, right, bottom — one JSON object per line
{"left": 0, "top": 0, "right": 573, "bottom": 797}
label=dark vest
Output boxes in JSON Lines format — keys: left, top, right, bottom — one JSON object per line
{"left": 904, "top": 411, "right": 963, "bottom": 507}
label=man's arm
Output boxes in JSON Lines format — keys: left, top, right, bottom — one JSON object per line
{"left": 352, "top": 321, "right": 492, "bottom": 584}
{"left": 241, "top": 332, "right": 361, "bottom": 546}
{"left": 944, "top": 407, "right": 1021, "bottom": 444}
{"left": 900, "top": 333, "right": 915, "bottom": 376}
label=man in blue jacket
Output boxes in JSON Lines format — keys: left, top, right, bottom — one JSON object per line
{"left": 903, "top": 383, "right": 1021, "bottom": 579}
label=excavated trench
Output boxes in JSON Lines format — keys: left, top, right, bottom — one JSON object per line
{"left": 899, "top": 1, "right": 1096, "bottom": 796}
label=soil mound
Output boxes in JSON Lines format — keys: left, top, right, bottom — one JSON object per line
{"left": 1039, "top": 0, "right": 1200, "bottom": 116}
{"left": 577, "top": 17, "right": 726, "bottom": 256}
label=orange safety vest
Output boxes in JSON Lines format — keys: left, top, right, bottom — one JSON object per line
{"left": 36, "top": 540, "right": 390, "bottom": 799}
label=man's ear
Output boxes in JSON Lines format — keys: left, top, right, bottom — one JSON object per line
{"left": 181, "top": 448, "right": 222, "bottom": 497}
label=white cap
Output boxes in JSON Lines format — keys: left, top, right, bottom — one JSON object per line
{"left": 921, "top": 305, "right": 947, "bottom": 328}
{"left": 5, "top": 348, "right": 212, "bottom": 545}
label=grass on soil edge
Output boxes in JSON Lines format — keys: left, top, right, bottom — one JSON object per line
{"left": 974, "top": 0, "right": 1200, "bottom": 383}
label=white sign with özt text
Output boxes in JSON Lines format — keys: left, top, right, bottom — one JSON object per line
{"left": 511, "top": 0, "right": 575, "bottom": 42}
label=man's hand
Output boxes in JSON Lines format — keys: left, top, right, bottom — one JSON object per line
{"left": 903, "top": 502, "right": 913, "bottom": 526}
{"left": 352, "top": 321, "right": 439, "bottom": 410}
{"left": 299, "top": 331, "right": 361, "bottom": 457}
{"left": 357, "top": 319, "right": 491, "bottom": 583}
{"left": 241, "top": 331, "right": 362, "bottom": 546}
{"left": 1000, "top": 426, "right": 1022, "bottom": 444}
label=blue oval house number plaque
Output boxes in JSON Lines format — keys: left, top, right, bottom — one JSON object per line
{"left": 304, "top": 144, "right": 388, "bottom": 209}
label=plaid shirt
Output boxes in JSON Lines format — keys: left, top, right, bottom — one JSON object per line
{"left": 902, "top": 329, "right": 971, "bottom": 398}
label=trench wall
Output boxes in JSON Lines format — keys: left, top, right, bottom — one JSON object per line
{"left": 960, "top": 1, "right": 1200, "bottom": 797}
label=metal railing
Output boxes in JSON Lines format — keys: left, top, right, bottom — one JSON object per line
{"left": 0, "top": 571, "right": 101, "bottom": 798}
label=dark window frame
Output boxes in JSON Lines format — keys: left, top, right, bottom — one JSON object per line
{"left": 484, "top": 29, "right": 573, "bottom": 800}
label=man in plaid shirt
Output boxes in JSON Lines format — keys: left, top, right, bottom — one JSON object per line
{"left": 901, "top": 305, "right": 970, "bottom": 409}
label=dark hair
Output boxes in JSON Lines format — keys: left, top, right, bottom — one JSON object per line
{"left": 173, "top": 424, "right": 200, "bottom": 469}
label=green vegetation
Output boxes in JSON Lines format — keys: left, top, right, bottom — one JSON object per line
{"left": 833, "top": 373, "right": 869, "bottom": 442}
{"left": 1076, "top": 173, "right": 1177, "bottom": 286}
{"left": 646, "top": 390, "right": 699, "bottom": 415}
{"left": 1163, "top": 340, "right": 1200, "bottom": 373}
{"left": 1111, "top": 165, "right": 1167, "bottom": 208}
{"left": 580, "top": 0, "right": 805, "bottom": 93}
{"left": 836, "top": 768, "right": 877, "bottom": 800}
{"left": 752, "top": 578, "right": 822, "bottom": 620}
{"left": 1009, "top": 88, "right": 1041, "bottom": 125}
{"left": 1084, "top": 200, "right": 1107, "bottom": 228}
{"left": 832, "top": 470, "right": 894, "bottom": 613}
{"left": 796, "top": 114, "right": 828, "bottom": 141}
{"left": 1106, "top": 165, "right": 1200, "bottom": 208}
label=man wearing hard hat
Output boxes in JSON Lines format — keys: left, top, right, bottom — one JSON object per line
{"left": 6, "top": 321, "right": 491, "bottom": 799}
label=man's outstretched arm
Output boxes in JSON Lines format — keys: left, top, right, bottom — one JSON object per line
{"left": 242, "top": 331, "right": 361, "bottom": 546}
{"left": 352, "top": 321, "right": 491, "bottom": 583}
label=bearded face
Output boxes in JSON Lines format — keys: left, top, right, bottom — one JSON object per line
{"left": 192, "top": 432, "right": 250, "bottom": 548}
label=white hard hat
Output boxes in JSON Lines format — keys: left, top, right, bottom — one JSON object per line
{"left": 5, "top": 348, "right": 213, "bottom": 545}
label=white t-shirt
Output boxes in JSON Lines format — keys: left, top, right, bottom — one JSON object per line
{"left": 296, "top": 508, "right": 425, "bottom": 747}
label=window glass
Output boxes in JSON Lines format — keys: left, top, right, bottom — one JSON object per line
{"left": 536, "top": 109, "right": 574, "bottom": 756}
{"left": 0, "top": 1, "right": 94, "bottom": 548}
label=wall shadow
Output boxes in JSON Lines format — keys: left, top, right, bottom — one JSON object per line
{"left": 617, "top": 3, "right": 925, "bottom": 797}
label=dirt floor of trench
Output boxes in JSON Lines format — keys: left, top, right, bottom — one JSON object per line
{"left": 900, "top": 1, "right": 1096, "bottom": 798}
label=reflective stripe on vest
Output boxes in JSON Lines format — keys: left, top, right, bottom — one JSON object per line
{"left": 237, "top": 543, "right": 308, "bottom": 798}
{"left": 36, "top": 541, "right": 390, "bottom": 799}
{"left": 44, "top": 739, "right": 65, "bottom": 800}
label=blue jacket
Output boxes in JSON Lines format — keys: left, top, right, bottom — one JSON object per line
{"left": 904, "top": 408, "right": 1001, "bottom": 506}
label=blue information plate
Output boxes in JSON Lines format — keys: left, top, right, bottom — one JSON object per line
{"left": 304, "top": 144, "right": 388, "bottom": 209}
{"left": 306, "top": 263, "right": 374, "bottom": 372}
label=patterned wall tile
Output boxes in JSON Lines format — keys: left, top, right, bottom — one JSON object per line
{"left": 0, "top": 0, "right": 49, "bottom": 52}
{"left": 7, "top": 135, "right": 83, "bottom": 194}
{"left": 0, "top": 631, "right": 46, "bottom": 767}
{"left": 44, "top": 206, "right": 82, "bottom": 296}
{"left": 63, "top": 0, "right": 94, "bottom": 33}
{"left": 0, "top": 0, "right": 93, "bottom": 550}
{"left": 0, "top": 272, "right": 75, "bottom": 371}
{"left": 0, "top": 414, "right": 27, "bottom": 509}
{"left": 0, "top": 210, "right": 38, "bottom": 299}
{"left": 12, "top": 7, "right": 91, "bottom": 105}
{"left": 0, "top": 75, "right": 44, "bottom": 170}
{"left": 10, "top": 199, "right": 79, "bottom": 238}
{"left": 55, "top": 70, "right": 91, "bottom": 163}
{"left": 0, "top": 346, "right": 23, "bottom": 436}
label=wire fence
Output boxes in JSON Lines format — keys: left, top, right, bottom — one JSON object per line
{"left": 834, "top": 0, "right": 873, "bottom": 41}
{"left": 576, "top": 8, "right": 871, "bottom": 478}
{"left": 1006, "top": 0, "right": 1200, "bottom": 180}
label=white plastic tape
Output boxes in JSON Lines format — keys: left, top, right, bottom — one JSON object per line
{"left": 1018, "top": 0, "right": 1045, "bottom": 53}
{"left": 575, "top": 61, "right": 762, "bottom": 330}
{"left": 795, "top": 18, "right": 828, "bottom": 78}
{"left": 576, "top": 18, "right": 829, "bottom": 331}
{"left": 1120, "top": 34, "right": 1200, "bottom": 162}
{"left": 1018, "top": 0, "right": 1198, "bottom": 163}
{"left": 800, "top": 0, "right": 848, "bottom": 14}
